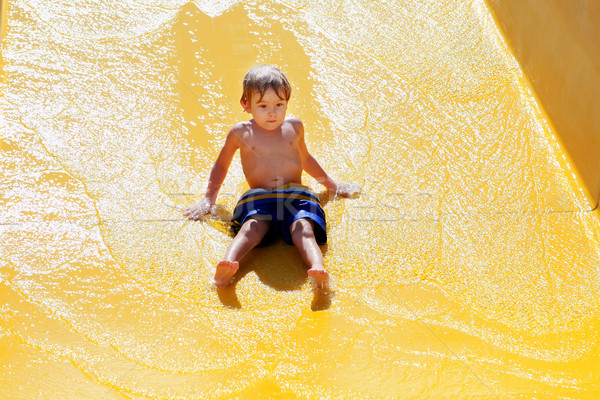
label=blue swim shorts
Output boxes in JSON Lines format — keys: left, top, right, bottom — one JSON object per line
{"left": 231, "top": 183, "right": 327, "bottom": 245}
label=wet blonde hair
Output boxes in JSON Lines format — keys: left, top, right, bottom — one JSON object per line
{"left": 240, "top": 65, "right": 292, "bottom": 104}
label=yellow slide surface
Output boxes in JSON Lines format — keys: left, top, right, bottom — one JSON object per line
{"left": 2, "top": 1, "right": 600, "bottom": 398}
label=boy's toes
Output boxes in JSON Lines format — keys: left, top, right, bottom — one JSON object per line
{"left": 307, "top": 269, "right": 330, "bottom": 290}
{"left": 214, "top": 261, "right": 239, "bottom": 286}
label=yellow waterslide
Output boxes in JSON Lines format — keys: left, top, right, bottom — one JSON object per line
{"left": 1, "top": 0, "right": 600, "bottom": 398}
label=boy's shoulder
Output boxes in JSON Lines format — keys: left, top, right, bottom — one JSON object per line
{"left": 284, "top": 116, "right": 303, "bottom": 127}
{"left": 230, "top": 120, "right": 253, "bottom": 133}
{"left": 283, "top": 117, "right": 304, "bottom": 134}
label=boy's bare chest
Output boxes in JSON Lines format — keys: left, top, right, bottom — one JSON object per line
{"left": 240, "top": 130, "right": 299, "bottom": 158}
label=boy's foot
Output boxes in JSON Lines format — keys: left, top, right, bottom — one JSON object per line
{"left": 307, "top": 268, "right": 330, "bottom": 290}
{"left": 214, "top": 261, "right": 239, "bottom": 286}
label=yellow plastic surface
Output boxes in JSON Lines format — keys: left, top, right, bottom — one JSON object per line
{"left": 2, "top": 1, "right": 600, "bottom": 399}
{"left": 485, "top": 0, "right": 600, "bottom": 208}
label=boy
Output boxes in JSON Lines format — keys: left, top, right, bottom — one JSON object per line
{"left": 184, "top": 65, "right": 359, "bottom": 288}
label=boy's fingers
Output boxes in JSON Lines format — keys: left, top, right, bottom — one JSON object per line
{"left": 183, "top": 201, "right": 214, "bottom": 220}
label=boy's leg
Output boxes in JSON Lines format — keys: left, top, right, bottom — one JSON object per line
{"left": 289, "top": 218, "right": 329, "bottom": 288}
{"left": 214, "top": 216, "right": 271, "bottom": 286}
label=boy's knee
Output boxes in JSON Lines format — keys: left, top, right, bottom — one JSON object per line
{"left": 290, "top": 218, "right": 314, "bottom": 238}
{"left": 241, "top": 216, "right": 271, "bottom": 234}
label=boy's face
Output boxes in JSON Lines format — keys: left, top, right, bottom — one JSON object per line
{"left": 241, "top": 88, "right": 288, "bottom": 131}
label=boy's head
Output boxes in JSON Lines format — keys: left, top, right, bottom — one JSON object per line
{"left": 240, "top": 65, "right": 291, "bottom": 107}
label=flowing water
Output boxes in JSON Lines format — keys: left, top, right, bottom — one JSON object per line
{"left": 1, "top": 0, "right": 600, "bottom": 398}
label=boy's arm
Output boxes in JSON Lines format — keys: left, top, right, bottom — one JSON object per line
{"left": 204, "top": 129, "right": 239, "bottom": 204}
{"left": 184, "top": 128, "right": 239, "bottom": 220}
{"left": 295, "top": 119, "right": 360, "bottom": 198}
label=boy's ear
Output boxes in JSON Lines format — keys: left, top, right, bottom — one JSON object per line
{"left": 240, "top": 99, "right": 251, "bottom": 113}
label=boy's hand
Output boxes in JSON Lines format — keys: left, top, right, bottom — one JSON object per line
{"left": 332, "top": 181, "right": 361, "bottom": 198}
{"left": 183, "top": 198, "right": 213, "bottom": 220}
